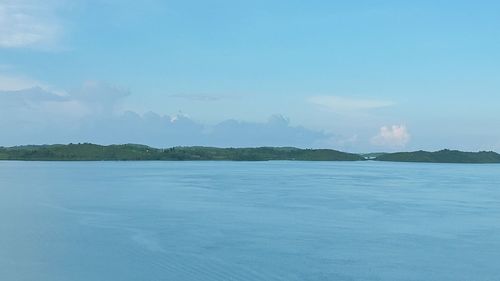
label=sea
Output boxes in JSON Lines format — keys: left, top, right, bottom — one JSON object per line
{"left": 1, "top": 161, "right": 499, "bottom": 281}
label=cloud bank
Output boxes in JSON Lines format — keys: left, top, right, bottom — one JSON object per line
{"left": 0, "top": 84, "right": 334, "bottom": 148}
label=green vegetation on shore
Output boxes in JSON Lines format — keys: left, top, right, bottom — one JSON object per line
{"left": 0, "top": 143, "right": 364, "bottom": 161}
{"left": 0, "top": 144, "right": 499, "bottom": 163}
{"left": 375, "top": 149, "right": 500, "bottom": 163}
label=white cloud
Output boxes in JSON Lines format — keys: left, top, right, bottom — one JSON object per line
{"left": 0, "top": 0, "right": 62, "bottom": 48}
{"left": 308, "top": 95, "right": 395, "bottom": 111}
{"left": 371, "top": 125, "right": 410, "bottom": 148}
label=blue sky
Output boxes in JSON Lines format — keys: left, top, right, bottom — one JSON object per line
{"left": 1, "top": 0, "right": 500, "bottom": 151}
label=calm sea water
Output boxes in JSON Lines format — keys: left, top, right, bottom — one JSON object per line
{"left": 1, "top": 161, "right": 500, "bottom": 281}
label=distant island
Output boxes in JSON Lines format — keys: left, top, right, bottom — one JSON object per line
{"left": 0, "top": 144, "right": 499, "bottom": 163}
{"left": 375, "top": 149, "right": 500, "bottom": 164}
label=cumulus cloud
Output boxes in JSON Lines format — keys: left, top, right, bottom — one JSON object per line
{"left": 308, "top": 95, "right": 395, "bottom": 111}
{"left": 0, "top": 0, "right": 62, "bottom": 48}
{"left": 371, "top": 125, "right": 410, "bottom": 148}
{"left": 0, "top": 85, "right": 336, "bottom": 148}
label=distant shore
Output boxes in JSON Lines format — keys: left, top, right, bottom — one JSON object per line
{"left": 0, "top": 144, "right": 499, "bottom": 163}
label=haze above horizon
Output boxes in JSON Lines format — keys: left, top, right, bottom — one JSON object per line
{"left": 1, "top": 0, "right": 499, "bottom": 152}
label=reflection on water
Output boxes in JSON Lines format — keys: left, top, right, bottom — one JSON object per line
{"left": 1, "top": 161, "right": 500, "bottom": 281}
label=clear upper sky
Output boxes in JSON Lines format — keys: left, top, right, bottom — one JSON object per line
{"left": 1, "top": 0, "right": 499, "bottom": 151}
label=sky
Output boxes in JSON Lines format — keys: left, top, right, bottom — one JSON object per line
{"left": 1, "top": 0, "right": 500, "bottom": 152}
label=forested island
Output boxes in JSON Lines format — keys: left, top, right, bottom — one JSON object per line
{"left": 0, "top": 143, "right": 363, "bottom": 161}
{"left": 375, "top": 149, "right": 500, "bottom": 163}
{"left": 0, "top": 144, "right": 499, "bottom": 163}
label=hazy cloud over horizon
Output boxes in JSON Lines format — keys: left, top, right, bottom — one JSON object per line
{"left": 0, "top": 85, "right": 337, "bottom": 148}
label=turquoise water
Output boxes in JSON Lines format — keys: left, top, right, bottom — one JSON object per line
{"left": 1, "top": 161, "right": 500, "bottom": 281}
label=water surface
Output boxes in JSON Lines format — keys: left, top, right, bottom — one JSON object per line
{"left": 1, "top": 161, "right": 499, "bottom": 280}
